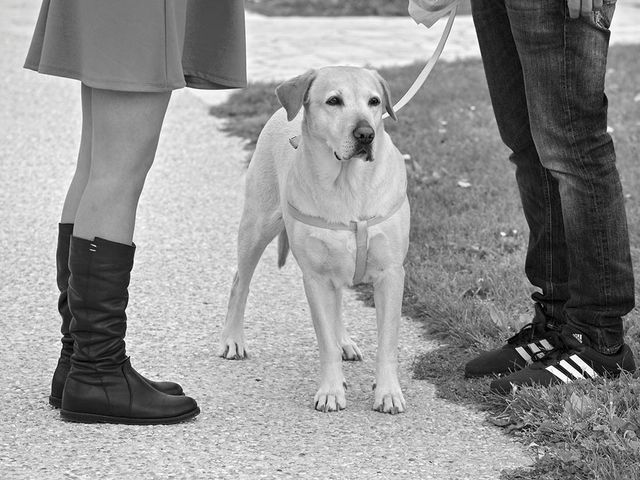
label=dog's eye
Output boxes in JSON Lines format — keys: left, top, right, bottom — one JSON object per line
{"left": 369, "top": 97, "right": 381, "bottom": 107}
{"left": 325, "top": 96, "right": 342, "bottom": 106}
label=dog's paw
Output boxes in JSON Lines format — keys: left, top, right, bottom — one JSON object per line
{"left": 314, "top": 383, "right": 347, "bottom": 412}
{"left": 218, "top": 336, "right": 248, "bottom": 360}
{"left": 372, "top": 383, "right": 406, "bottom": 415}
{"left": 340, "top": 337, "right": 363, "bottom": 362}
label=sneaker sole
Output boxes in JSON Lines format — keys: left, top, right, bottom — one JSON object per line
{"left": 464, "top": 367, "right": 517, "bottom": 379}
{"left": 60, "top": 406, "right": 200, "bottom": 425}
{"left": 464, "top": 361, "right": 529, "bottom": 379}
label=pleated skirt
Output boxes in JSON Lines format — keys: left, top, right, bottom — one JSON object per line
{"left": 24, "top": 0, "right": 247, "bottom": 92}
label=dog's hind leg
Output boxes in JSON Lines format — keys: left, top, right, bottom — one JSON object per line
{"left": 219, "top": 208, "right": 283, "bottom": 360}
{"left": 333, "top": 289, "right": 363, "bottom": 362}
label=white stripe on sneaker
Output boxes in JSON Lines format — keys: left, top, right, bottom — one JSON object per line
{"left": 539, "top": 339, "right": 553, "bottom": 350}
{"left": 559, "top": 359, "right": 584, "bottom": 380}
{"left": 546, "top": 365, "right": 571, "bottom": 383}
{"left": 570, "top": 355, "right": 598, "bottom": 379}
{"left": 516, "top": 346, "right": 532, "bottom": 364}
{"left": 546, "top": 355, "right": 598, "bottom": 384}
{"left": 517, "top": 339, "right": 555, "bottom": 364}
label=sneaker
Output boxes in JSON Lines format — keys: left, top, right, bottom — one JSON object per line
{"left": 490, "top": 328, "right": 636, "bottom": 394}
{"left": 464, "top": 303, "right": 559, "bottom": 378}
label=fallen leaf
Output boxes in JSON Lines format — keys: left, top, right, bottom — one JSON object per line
{"left": 538, "top": 420, "right": 559, "bottom": 434}
{"left": 488, "top": 416, "right": 512, "bottom": 427}
{"left": 413, "top": 171, "right": 440, "bottom": 186}
{"left": 557, "top": 449, "right": 581, "bottom": 463}
{"left": 564, "top": 392, "right": 596, "bottom": 418}
{"left": 506, "top": 421, "right": 526, "bottom": 433}
{"left": 487, "top": 303, "right": 508, "bottom": 328}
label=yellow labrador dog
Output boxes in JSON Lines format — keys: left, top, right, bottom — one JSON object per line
{"left": 219, "top": 66, "right": 410, "bottom": 414}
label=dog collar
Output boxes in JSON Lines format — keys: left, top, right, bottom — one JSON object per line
{"left": 287, "top": 195, "right": 407, "bottom": 285}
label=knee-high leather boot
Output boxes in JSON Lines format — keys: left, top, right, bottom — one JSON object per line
{"left": 49, "top": 223, "right": 75, "bottom": 407}
{"left": 50, "top": 225, "right": 184, "bottom": 408}
{"left": 61, "top": 236, "right": 199, "bottom": 424}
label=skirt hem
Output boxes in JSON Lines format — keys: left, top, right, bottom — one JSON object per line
{"left": 24, "top": 62, "right": 245, "bottom": 92}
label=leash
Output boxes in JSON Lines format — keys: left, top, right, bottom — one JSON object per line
{"left": 287, "top": 195, "right": 407, "bottom": 285}
{"left": 383, "top": 6, "right": 458, "bottom": 119}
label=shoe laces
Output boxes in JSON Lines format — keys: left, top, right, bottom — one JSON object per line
{"left": 506, "top": 322, "right": 538, "bottom": 345}
{"left": 528, "top": 331, "right": 581, "bottom": 369}
{"left": 506, "top": 305, "right": 548, "bottom": 346}
{"left": 506, "top": 303, "right": 564, "bottom": 347}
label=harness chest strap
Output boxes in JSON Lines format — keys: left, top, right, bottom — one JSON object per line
{"left": 287, "top": 195, "right": 407, "bottom": 285}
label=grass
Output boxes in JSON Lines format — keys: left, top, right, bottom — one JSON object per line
{"left": 245, "top": 0, "right": 473, "bottom": 16}
{"left": 209, "top": 44, "right": 640, "bottom": 479}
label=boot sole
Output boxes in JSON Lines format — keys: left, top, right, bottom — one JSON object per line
{"left": 49, "top": 393, "right": 184, "bottom": 409}
{"left": 60, "top": 406, "right": 200, "bottom": 425}
{"left": 51, "top": 390, "right": 185, "bottom": 409}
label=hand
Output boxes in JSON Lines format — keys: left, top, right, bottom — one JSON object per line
{"left": 567, "top": 0, "right": 603, "bottom": 19}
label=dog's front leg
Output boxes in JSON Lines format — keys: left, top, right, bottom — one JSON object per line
{"left": 333, "top": 288, "right": 363, "bottom": 361}
{"left": 372, "top": 266, "right": 406, "bottom": 414}
{"left": 303, "top": 275, "right": 347, "bottom": 412}
{"left": 219, "top": 211, "right": 283, "bottom": 360}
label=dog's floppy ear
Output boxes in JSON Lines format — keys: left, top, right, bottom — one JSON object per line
{"left": 275, "top": 69, "right": 317, "bottom": 122}
{"left": 370, "top": 70, "right": 397, "bottom": 121}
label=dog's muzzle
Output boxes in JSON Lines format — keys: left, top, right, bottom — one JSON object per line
{"left": 352, "top": 120, "right": 375, "bottom": 162}
{"left": 334, "top": 120, "right": 376, "bottom": 162}
{"left": 353, "top": 120, "right": 374, "bottom": 145}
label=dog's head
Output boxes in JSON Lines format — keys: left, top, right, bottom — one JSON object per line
{"left": 276, "top": 67, "right": 396, "bottom": 162}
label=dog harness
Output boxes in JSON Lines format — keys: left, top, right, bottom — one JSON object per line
{"left": 287, "top": 195, "right": 407, "bottom": 285}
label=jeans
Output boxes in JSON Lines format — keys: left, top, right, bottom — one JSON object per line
{"left": 471, "top": 0, "right": 634, "bottom": 353}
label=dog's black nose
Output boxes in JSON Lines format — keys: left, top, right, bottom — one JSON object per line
{"left": 353, "top": 120, "right": 375, "bottom": 145}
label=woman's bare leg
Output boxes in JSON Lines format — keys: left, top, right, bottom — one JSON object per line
{"left": 60, "top": 84, "right": 92, "bottom": 224}
{"left": 73, "top": 86, "right": 171, "bottom": 244}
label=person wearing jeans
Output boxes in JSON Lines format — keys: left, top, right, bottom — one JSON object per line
{"left": 462, "top": 0, "right": 636, "bottom": 392}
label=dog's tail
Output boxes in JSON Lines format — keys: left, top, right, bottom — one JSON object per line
{"left": 277, "top": 229, "right": 290, "bottom": 268}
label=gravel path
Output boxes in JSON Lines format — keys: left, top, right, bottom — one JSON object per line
{"left": 4, "top": 1, "right": 639, "bottom": 479}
